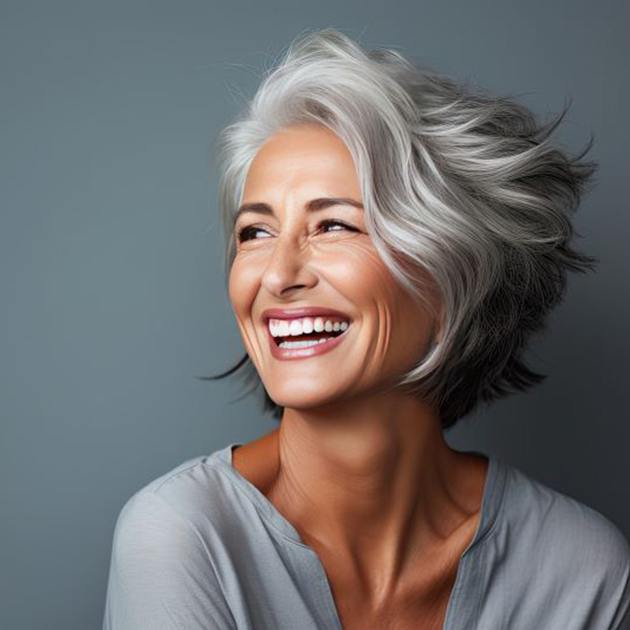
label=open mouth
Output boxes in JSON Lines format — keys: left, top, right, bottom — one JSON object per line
{"left": 268, "top": 316, "right": 350, "bottom": 344}
{"left": 265, "top": 315, "right": 351, "bottom": 358}
{"left": 272, "top": 327, "right": 346, "bottom": 348}
{"left": 267, "top": 318, "right": 351, "bottom": 359}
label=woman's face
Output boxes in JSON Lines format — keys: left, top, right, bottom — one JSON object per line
{"left": 228, "top": 123, "right": 440, "bottom": 410}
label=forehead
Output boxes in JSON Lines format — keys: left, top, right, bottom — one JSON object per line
{"left": 242, "top": 123, "right": 362, "bottom": 200}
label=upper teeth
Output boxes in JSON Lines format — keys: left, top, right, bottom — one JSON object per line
{"left": 268, "top": 317, "right": 350, "bottom": 338}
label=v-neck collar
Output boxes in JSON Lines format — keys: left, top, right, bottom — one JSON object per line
{"left": 206, "top": 441, "right": 508, "bottom": 629}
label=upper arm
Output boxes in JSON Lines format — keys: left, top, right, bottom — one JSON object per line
{"left": 576, "top": 508, "right": 630, "bottom": 630}
{"left": 608, "top": 527, "right": 630, "bottom": 630}
{"left": 102, "top": 490, "right": 236, "bottom": 630}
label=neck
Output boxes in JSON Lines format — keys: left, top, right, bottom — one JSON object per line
{"left": 264, "top": 391, "right": 487, "bottom": 600}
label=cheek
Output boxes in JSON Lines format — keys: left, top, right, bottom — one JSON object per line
{"left": 340, "top": 247, "right": 436, "bottom": 363}
{"left": 228, "top": 256, "right": 260, "bottom": 318}
{"left": 313, "top": 241, "right": 394, "bottom": 301}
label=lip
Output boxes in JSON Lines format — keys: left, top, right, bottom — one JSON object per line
{"left": 261, "top": 306, "right": 352, "bottom": 323}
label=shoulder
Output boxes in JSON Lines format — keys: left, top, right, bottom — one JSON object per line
{"left": 498, "top": 461, "right": 630, "bottom": 627}
{"left": 500, "top": 462, "right": 630, "bottom": 567}
{"left": 103, "top": 453, "right": 238, "bottom": 629}
{"left": 111, "top": 452, "right": 239, "bottom": 547}
{"left": 109, "top": 456, "right": 213, "bottom": 573}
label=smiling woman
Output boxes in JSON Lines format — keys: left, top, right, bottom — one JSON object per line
{"left": 225, "top": 122, "right": 443, "bottom": 411}
{"left": 209, "top": 36, "right": 600, "bottom": 430}
{"left": 102, "top": 28, "right": 630, "bottom": 630}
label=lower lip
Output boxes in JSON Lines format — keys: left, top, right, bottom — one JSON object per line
{"left": 266, "top": 324, "right": 351, "bottom": 360}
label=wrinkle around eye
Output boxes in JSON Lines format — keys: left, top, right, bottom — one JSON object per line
{"left": 236, "top": 220, "right": 363, "bottom": 245}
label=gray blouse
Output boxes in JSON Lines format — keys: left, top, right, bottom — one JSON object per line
{"left": 102, "top": 443, "right": 630, "bottom": 629}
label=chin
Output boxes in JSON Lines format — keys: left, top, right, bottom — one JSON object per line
{"left": 267, "top": 386, "right": 347, "bottom": 412}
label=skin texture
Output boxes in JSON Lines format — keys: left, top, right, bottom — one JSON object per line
{"left": 228, "top": 122, "right": 489, "bottom": 629}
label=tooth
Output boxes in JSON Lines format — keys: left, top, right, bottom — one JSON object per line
{"left": 302, "top": 317, "right": 314, "bottom": 334}
{"left": 279, "top": 339, "right": 321, "bottom": 348}
{"left": 269, "top": 316, "right": 351, "bottom": 338}
{"left": 289, "top": 320, "right": 303, "bottom": 336}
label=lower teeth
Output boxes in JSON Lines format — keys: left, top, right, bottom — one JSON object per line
{"left": 279, "top": 337, "right": 334, "bottom": 349}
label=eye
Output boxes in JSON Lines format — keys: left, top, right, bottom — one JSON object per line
{"left": 236, "top": 225, "right": 271, "bottom": 242}
{"left": 317, "top": 219, "right": 358, "bottom": 234}
{"left": 236, "top": 219, "right": 358, "bottom": 243}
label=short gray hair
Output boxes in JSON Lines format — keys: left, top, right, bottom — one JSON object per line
{"left": 211, "top": 27, "right": 597, "bottom": 430}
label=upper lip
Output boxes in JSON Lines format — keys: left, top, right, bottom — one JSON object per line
{"left": 261, "top": 306, "right": 352, "bottom": 322}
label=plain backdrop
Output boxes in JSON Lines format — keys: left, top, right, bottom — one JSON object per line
{"left": 1, "top": 1, "right": 628, "bottom": 628}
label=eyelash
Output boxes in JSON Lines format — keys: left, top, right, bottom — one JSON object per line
{"left": 236, "top": 219, "right": 357, "bottom": 243}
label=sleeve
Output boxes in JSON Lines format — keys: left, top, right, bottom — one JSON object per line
{"left": 602, "top": 521, "right": 630, "bottom": 630}
{"left": 612, "top": 549, "right": 630, "bottom": 630}
{"left": 102, "top": 490, "right": 236, "bottom": 630}
{"left": 614, "top": 582, "right": 630, "bottom": 630}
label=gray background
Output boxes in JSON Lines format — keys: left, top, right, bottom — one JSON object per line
{"left": 1, "top": 0, "right": 628, "bottom": 628}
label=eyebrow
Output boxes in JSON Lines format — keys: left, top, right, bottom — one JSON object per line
{"left": 233, "top": 197, "right": 364, "bottom": 227}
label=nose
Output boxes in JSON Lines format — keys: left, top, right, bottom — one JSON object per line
{"left": 260, "top": 234, "right": 318, "bottom": 298}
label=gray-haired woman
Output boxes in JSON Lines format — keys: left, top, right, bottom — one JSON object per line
{"left": 103, "top": 28, "right": 630, "bottom": 630}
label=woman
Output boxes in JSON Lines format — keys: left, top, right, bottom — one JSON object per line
{"left": 103, "top": 28, "right": 630, "bottom": 629}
